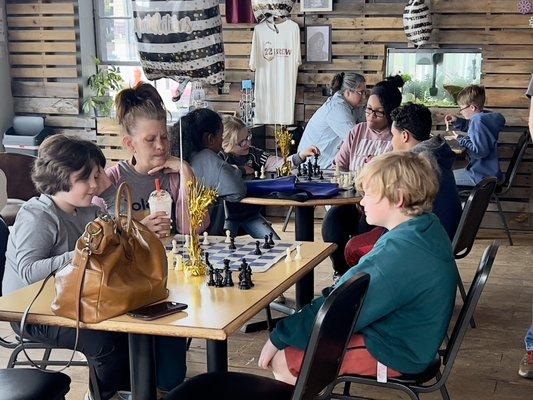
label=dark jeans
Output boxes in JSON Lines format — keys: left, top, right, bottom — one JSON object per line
{"left": 321, "top": 205, "right": 362, "bottom": 275}
{"left": 14, "top": 323, "right": 130, "bottom": 400}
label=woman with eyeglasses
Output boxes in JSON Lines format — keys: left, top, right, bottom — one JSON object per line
{"left": 297, "top": 72, "right": 367, "bottom": 170}
{"left": 220, "top": 115, "right": 319, "bottom": 177}
{"left": 323, "top": 75, "right": 404, "bottom": 277}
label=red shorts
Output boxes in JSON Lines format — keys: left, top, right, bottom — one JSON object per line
{"left": 284, "top": 334, "right": 401, "bottom": 378}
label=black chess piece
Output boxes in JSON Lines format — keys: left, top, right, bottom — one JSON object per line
{"left": 205, "top": 251, "right": 210, "bottom": 266}
{"left": 319, "top": 171, "right": 324, "bottom": 180}
{"left": 297, "top": 164, "right": 302, "bottom": 177}
{"left": 239, "top": 258, "right": 251, "bottom": 290}
{"left": 313, "top": 154, "right": 319, "bottom": 175}
{"left": 268, "top": 232, "right": 275, "bottom": 246}
{"left": 270, "top": 173, "right": 275, "bottom": 179}
{"left": 302, "top": 164, "right": 308, "bottom": 175}
{"left": 245, "top": 263, "right": 254, "bottom": 287}
{"left": 253, "top": 241, "right": 262, "bottom": 255}
{"left": 307, "top": 160, "right": 313, "bottom": 181}
{"left": 207, "top": 263, "right": 215, "bottom": 286}
{"left": 223, "top": 259, "right": 234, "bottom": 287}
{"left": 229, "top": 237, "right": 236, "bottom": 251}
{"left": 262, "top": 234, "right": 271, "bottom": 249}
{"left": 214, "top": 268, "right": 224, "bottom": 287}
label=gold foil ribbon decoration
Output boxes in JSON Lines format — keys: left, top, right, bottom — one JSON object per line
{"left": 275, "top": 126, "right": 293, "bottom": 177}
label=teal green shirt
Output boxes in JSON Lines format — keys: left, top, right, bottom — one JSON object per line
{"left": 270, "top": 213, "right": 458, "bottom": 374}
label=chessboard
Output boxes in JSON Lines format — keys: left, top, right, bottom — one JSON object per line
{"left": 166, "top": 235, "right": 298, "bottom": 273}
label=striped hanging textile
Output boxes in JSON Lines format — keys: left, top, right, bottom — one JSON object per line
{"left": 403, "top": 0, "right": 433, "bottom": 48}
{"left": 251, "top": 0, "right": 295, "bottom": 22}
{"left": 132, "top": 0, "right": 225, "bottom": 87}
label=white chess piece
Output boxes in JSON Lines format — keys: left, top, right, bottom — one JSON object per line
{"left": 172, "top": 239, "right": 178, "bottom": 253}
{"left": 166, "top": 250, "right": 175, "bottom": 270}
{"left": 225, "top": 230, "right": 231, "bottom": 243}
{"left": 285, "top": 247, "right": 292, "bottom": 263}
{"left": 295, "top": 244, "right": 302, "bottom": 260}
{"left": 260, "top": 165, "right": 266, "bottom": 179}
{"left": 174, "top": 254, "right": 183, "bottom": 271}
{"left": 202, "top": 231, "right": 209, "bottom": 245}
{"left": 255, "top": 171, "right": 259, "bottom": 179}
{"left": 334, "top": 164, "right": 340, "bottom": 177}
{"left": 184, "top": 234, "right": 190, "bottom": 248}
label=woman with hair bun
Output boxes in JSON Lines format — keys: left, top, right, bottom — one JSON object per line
{"left": 94, "top": 82, "right": 192, "bottom": 397}
{"left": 298, "top": 72, "right": 367, "bottom": 169}
{"left": 323, "top": 75, "right": 405, "bottom": 276}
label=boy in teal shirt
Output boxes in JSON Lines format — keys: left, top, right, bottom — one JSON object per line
{"left": 258, "top": 151, "right": 459, "bottom": 383}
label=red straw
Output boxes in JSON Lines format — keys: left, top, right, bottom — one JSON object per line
{"left": 155, "top": 178, "right": 161, "bottom": 192}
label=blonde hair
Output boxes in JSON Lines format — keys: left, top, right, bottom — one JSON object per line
{"left": 221, "top": 115, "right": 247, "bottom": 153}
{"left": 456, "top": 84, "right": 485, "bottom": 110}
{"left": 355, "top": 151, "right": 439, "bottom": 216}
{"left": 114, "top": 82, "right": 167, "bottom": 135}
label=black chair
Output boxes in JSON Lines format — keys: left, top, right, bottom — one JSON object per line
{"left": 332, "top": 241, "right": 499, "bottom": 400}
{"left": 491, "top": 129, "right": 529, "bottom": 246}
{"left": 166, "top": 272, "right": 371, "bottom": 400}
{"left": 0, "top": 368, "right": 70, "bottom": 400}
{"left": 452, "top": 177, "right": 497, "bottom": 328}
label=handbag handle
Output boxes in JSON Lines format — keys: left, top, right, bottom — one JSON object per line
{"left": 114, "top": 182, "right": 133, "bottom": 232}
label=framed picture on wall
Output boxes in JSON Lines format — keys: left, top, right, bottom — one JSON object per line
{"left": 301, "top": 0, "right": 333, "bottom": 12}
{"left": 305, "top": 25, "right": 332, "bottom": 63}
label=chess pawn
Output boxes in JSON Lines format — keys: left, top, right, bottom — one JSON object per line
{"left": 260, "top": 166, "right": 266, "bottom": 179}
{"left": 202, "top": 231, "right": 210, "bottom": 245}
{"left": 254, "top": 170, "right": 259, "bottom": 179}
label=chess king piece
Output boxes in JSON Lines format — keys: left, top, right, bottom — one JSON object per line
{"left": 225, "top": 230, "right": 232, "bottom": 243}
{"left": 223, "top": 259, "right": 234, "bottom": 287}
{"left": 239, "top": 258, "right": 252, "bottom": 290}
{"left": 207, "top": 257, "right": 215, "bottom": 286}
{"left": 245, "top": 262, "right": 254, "bottom": 287}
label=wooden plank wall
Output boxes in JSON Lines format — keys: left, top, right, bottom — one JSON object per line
{"left": 5, "top": 0, "right": 95, "bottom": 138}
{"left": 210, "top": 0, "right": 533, "bottom": 230}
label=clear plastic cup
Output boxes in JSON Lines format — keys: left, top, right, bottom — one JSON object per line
{"left": 148, "top": 179, "right": 172, "bottom": 236}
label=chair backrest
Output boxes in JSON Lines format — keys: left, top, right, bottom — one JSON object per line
{"left": 442, "top": 241, "right": 499, "bottom": 377}
{"left": 452, "top": 177, "right": 497, "bottom": 259}
{"left": 498, "top": 130, "right": 529, "bottom": 194}
{"left": 0, "top": 153, "right": 38, "bottom": 201}
{"left": 0, "top": 217, "right": 8, "bottom": 297}
{"left": 291, "top": 272, "right": 370, "bottom": 400}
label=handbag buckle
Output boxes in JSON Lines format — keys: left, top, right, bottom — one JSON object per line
{"left": 83, "top": 222, "right": 103, "bottom": 255}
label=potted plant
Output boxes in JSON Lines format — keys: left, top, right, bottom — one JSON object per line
{"left": 82, "top": 57, "right": 124, "bottom": 117}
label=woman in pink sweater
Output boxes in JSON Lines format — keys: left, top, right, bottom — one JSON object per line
{"left": 324, "top": 75, "right": 404, "bottom": 276}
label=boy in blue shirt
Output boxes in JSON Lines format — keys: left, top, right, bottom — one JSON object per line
{"left": 445, "top": 84, "right": 505, "bottom": 186}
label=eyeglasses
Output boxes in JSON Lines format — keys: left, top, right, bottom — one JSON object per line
{"left": 238, "top": 135, "right": 252, "bottom": 148}
{"left": 365, "top": 107, "right": 385, "bottom": 119}
{"left": 459, "top": 105, "right": 471, "bottom": 112}
{"left": 354, "top": 89, "right": 367, "bottom": 97}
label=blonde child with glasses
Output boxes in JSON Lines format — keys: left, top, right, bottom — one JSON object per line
{"left": 220, "top": 115, "right": 319, "bottom": 177}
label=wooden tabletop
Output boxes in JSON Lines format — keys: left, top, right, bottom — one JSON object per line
{"left": 0, "top": 241, "right": 336, "bottom": 341}
{"left": 240, "top": 190, "right": 361, "bottom": 207}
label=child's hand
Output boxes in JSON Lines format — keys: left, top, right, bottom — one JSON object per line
{"left": 298, "top": 146, "right": 320, "bottom": 160}
{"left": 444, "top": 114, "right": 457, "bottom": 126}
{"left": 95, "top": 167, "right": 112, "bottom": 195}
{"left": 244, "top": 165, "right": 255, "bottom": 175}
{"left": 258, "top": 339, "right": 278, "bottom": 370}
{"left": 141, "top": 212, "right": 171, "bottom": 238}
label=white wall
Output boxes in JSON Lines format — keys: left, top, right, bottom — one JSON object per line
{"left": 0, "top": 0, "right": 13, "bottom": 136}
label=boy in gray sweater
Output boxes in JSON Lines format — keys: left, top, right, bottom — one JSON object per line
{"left": 2, "top": 135, "right": 130, "bottom": 400}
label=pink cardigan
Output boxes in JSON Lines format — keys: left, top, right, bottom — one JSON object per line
{"left": 334, "top": 122, "right": 392, "bottom": 171}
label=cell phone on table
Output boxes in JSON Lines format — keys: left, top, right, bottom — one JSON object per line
{"left": 127, "top": 301, "right": 188, "bottom": 321}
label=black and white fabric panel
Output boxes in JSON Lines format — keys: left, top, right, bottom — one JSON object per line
{"left": 403, "top": 0, "right": 433, "bottom": 48}
{"left": 251, "top": 0, "right": 295, "bottom": 23}
{"left": 132, "top": 0, "right": 225, "bottom": 85}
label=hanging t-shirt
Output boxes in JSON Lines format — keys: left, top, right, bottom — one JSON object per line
{"left": 226, "top": 0, "right": 256, "bottom": 23}
{"left": 249, "top": 20, "right": 301, "bottom": 125}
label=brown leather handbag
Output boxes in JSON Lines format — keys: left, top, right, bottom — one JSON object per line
{"left": 51, "top": 182, "right": 168, "bottom": 323}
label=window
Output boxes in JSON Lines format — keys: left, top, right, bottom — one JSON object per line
{"left": 386, "top": 48, "right": 483, "bottom": 107}
{"left": 93, "top": 0, "right": 192, "bottom": 119}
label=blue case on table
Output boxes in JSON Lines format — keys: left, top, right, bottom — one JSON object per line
{"left": 294, "top": 182, "right": 340, "bottom": 198}
{"left": 245, "top": 176, "right": 340, "bottom": 200}
{"left": 245, "top": 176, "right": 296, "bottom": 196}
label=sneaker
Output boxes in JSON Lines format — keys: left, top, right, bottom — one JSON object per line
{"left": 273, "top": 293, "right": 286, "bottom": 304}
{"left": 113, "top": 391, "right": 132, "bottom": 400}
{"left": 518, "top": 351, "right": 533, "bottom": 379}
{"left": 84, "top": 390, "right": 94, "bottom": 400}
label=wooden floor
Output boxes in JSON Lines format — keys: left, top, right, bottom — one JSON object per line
{"left": 1, "top": 221, "right": 532, "bottom": 399}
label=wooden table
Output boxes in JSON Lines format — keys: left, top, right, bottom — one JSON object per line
{"left": 241, "top": 190, "right": 360, "bottom": 308}
{"left": 0, "top": 241, "right": 335, "bottom": 400}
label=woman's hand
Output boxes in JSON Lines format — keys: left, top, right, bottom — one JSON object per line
{"left": 141, "top": 211, "right": 171, "bottom": 238}
{"left": 298, "top": 146, "right": 320, "bottom": 160}
{"left": 258, "top": 339, "right": 278, "bottom": 370}
{"left": 148, "top": 156, "right": 190, "bottom": 175}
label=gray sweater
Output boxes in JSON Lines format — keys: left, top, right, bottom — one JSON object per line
{"left": 2, "top": 194, "right": 98, "bottom": 295}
